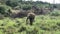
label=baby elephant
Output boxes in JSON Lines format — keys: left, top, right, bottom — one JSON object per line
{"left": 26, "top": 12, "right": 35, "bottom": 25}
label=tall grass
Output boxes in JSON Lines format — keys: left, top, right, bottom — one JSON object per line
{"left": 0, "top": 15, "right": 60, "bottom": 34}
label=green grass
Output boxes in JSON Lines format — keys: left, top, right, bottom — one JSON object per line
{"left": 0, "top": 15, "right": 60, "bottom": 34}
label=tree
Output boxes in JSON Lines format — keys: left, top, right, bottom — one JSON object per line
{"left": 6, "top": 0, "right": 18, "bottom": 8}
{"left": 21, "top": 4, "right": 32, "bottom": 10}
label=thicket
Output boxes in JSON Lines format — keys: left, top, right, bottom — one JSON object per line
{"left": 0, "top": 0, "right": 60, "bottom": 17}
{"left": 0, "top": 5, "right": 12, "bottom": 17}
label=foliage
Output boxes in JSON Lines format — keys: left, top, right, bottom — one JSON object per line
{"left": 0, "top": 15, "right": 60, "bottom": 34}
{"left": 5, "top": 0, "right": 18, "bottom": 8}
{"left": 50, "top": 10, "right": 60, "bottom": 16}
{"left": 0, "top": 5, "right": 12, "bottom": 17}
{"left": 0, "top": 0, "right": 60, "bottom": 34}
{"left": 21, "top": 4, "right": 32, "bottom": 10}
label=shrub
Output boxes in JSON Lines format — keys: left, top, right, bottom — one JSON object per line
{"left": 50, "top": 11, "right": 60, "bottom": 16}
{"left": 21, "top": 4, "right": 32, "bottom": 10}
{"left": 0, "top": 5, "right": 12, "bottom": 17}
{"left": 6, "top": 0, "right": 18, "bottom": 8}
{"left": 0, "top": 6, "right": 6, "bottom": 14}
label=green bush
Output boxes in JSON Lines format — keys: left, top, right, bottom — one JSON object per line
{"left": 0, "top": 6, "right": 6, "bottom": 14}
{"left": 0, "top": 5, "right": 12, "bottom": 17}
{"left": 50, "top": 11, "right": 60, "bottom": 16}
{"left": 21, "top": 4, "right": 32, "bottom": 10}
{"left": 6, "top": 0, "right": 18, "bottom": 8}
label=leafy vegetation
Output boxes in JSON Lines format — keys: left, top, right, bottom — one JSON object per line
{"left": 50, "top": 10, "right": 60, "bottom": 16}
{"left": 21, "top": 4, "right": 32, "bottom": 10}
{"left": 5, "top": 0, "right": 18, "bottom": 8}
{"left": 0, "top": 15, "right": 60, "bottom": 34}
{"left": 0, "top": 0, "right": 60, "bottom": 34}
{"left": 0, "top": 5, "right": 11, "bottom": 16}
